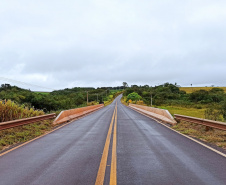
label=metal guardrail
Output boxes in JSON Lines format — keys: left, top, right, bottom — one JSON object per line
{"left": 174, "top": 114, "right": 226, "bottom": 131}
{"left": 0, "top": 113, "right": 56, "bottom": 131}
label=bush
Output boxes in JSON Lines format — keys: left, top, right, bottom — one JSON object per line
{"left": 126, "top": 92, "right": 142, "bottom": 102}
{"left": 204, "top": 105, "right": 223, "bottom": 121}
{"left": 0, "top": 100, "right": 44, "bottom": 122}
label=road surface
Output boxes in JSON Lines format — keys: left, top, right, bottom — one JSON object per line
{"left": 0, "top": 95, "right": 226, "bottom": 185}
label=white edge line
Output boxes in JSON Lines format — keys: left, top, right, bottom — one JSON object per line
{"left": 127, "top": 106, "right": 226, "bottom": 158}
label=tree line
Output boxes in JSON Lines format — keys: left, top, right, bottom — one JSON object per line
{"left": 0, "top": 84, "right": 121, "bottom": 112}
{"left": 123, "top": 83, "right": 226, "bottom": 121}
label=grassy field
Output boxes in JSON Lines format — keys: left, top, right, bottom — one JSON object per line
{"left": 156, "top": 105, "right": 206, "bottom": 118}
{"left": 122, "top": 98, "right": 207, "bottom": 119}
{"left": 180, "top": 87, "right": 226, "bottom": 93}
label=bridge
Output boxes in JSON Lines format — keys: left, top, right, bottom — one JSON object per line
{"left": 0, "top": 95, "right": 225, "bottom": 185}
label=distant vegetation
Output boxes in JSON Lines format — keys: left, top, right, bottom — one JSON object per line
{"left": 123, "top": 83, "right": 226, "bottom": 122}
{"left": 0, "top": 84, "right": 123, "bottom": 114}
{"left": 0, "top": 84, "right": 123, "bottom": 151}
{"left": 1, "top": 82, "right": 225, "bottom": 151}
{"left": 180, "top": 87, "right": 226, "bottom": 93}
{"left": 1, "top": 82, "right": 226, "bottom": 122}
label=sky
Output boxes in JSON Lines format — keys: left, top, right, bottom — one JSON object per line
{"left": 0, "top": 0, "right": 226, "bottom": 91}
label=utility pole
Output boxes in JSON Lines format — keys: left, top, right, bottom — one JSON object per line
{"left": 151, "top": 93, "right": 152, "bottom": 107}
{"left": 87, "top": 91, "right": 88, "bottom": 105}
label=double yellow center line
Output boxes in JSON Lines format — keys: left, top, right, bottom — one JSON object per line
{"left": 95, "top": 103, "right": 117, "bottom": 185}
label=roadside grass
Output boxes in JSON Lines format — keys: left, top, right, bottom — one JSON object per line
{"left": 0, "top": 119, "right": 54, "bottom": 152}
{"left": 103, "top": 94, "right": 115, "bottom": 106}
{"left": 104, "top": 91, "right": 123, "bottom": 106}
{"left": 120, "top": 96, "right": 128, "bottom": 106}
{"left": 110, "top": 89, "right": 123, "bottom": 93}
{"left": 172, "top": 121, "right": 226, "bottom": 149}
{"left": 104, "top": 100, "right": 113, "bottom": 106}
{"left": 156, "top": 105, "right": 206, "bottom": 119}
{"left": 104, "top": 96, "right": 118, "bottom": 106}
{"left": 87, "top": 101, "right": 99, "bottom": 106}
{"left": 180, "top": 87, "right": 226, "bottom": 93}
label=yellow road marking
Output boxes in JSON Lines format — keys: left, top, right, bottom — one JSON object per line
{"left": 110, "top": 102, "right": 117, "bottom": 185}
{"left": 95, "top": 105, "right": 116, "bottom": 185}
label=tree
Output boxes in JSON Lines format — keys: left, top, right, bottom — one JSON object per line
{"left": 122, "top": 82, "right": 128, "bottom": 88}
{"left": 126, "top": 92, "right": 142, "bottom": 102}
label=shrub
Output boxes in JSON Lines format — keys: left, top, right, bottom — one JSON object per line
{"left": 0, "top": 100, "right": 44, "bottom": 122}
{"left": 126, "top": 92, "right": 142, "bottom": 102}
{"left": 204, "top": 106, "right": 223, "bottom": 121}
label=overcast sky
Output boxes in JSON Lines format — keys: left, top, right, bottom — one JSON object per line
{"left": 0, "top": 0, "right": 226, "bottom": 91}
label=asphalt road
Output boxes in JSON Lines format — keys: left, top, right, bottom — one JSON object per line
{"left": 0, "top": 95, "right": 226, "bottom": 185}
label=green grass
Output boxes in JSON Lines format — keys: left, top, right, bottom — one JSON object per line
{"left": 120, "top": 96, "right": 128, "bottom": 106}
{"left": 180, "top": 87, "right": 226, "bottom": 93}
{"left": 104, "top": 95, "right": 116, "bottom": 106}
{"left": 0, "top": 119, "right": 54, "bottom": 151}
{"left": 172, "top": 121, "right": 226, "bottom": 149}
{"left": 104, "top": 100, "right": 113, "bottom": 106}
{"left": 156, "top": 105, "right": 206, "bottom": 118}
{"left": 110, "top": 89, "right": 123, "bottom": 93}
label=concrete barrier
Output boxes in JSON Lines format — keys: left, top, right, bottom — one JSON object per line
{"left": 53, "top": 104, "right": 104, "bottom": 125}
{"left": 129, "top": 104, "right": 177, "bottom": 125}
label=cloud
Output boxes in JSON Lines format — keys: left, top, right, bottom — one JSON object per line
{"left": 0, "top": 0, "right": 226, "bottom": 90}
